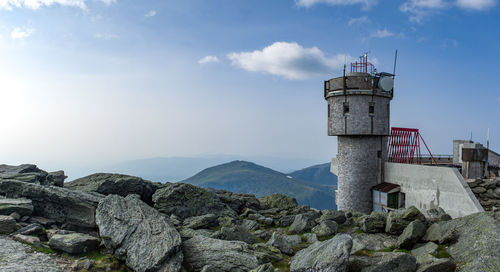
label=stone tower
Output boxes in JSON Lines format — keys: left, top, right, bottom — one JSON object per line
{"left": 324, "top": 54, "right": 394, "bottom": 213}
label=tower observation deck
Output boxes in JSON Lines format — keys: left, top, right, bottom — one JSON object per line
{"left": 324, "top": 53, "right": 394, "bottom": 213}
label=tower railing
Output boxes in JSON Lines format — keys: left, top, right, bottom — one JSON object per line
{"left": 388, "top": 127, "right": 437, "bottom": 165}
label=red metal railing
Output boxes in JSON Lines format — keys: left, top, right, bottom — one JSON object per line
{"left": 350, "top": 54, "right": 375, "bottom": 75}
{"left": 388, "top": 127, "right": 437, "bottom": 165}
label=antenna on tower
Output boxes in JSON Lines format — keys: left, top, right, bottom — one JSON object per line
{"left": 393, "top": 50, "right": 398, "bottom": 78}
{"left": 487, "top": 128, "right": 490, "bottom": 150}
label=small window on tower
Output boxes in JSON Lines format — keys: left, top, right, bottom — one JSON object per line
{"left": 343, "top": 102, "right": 349, "bottom": 114}
{"left": 328, "top": 104, "right": 330, "bottom": 118}
{"left": 369, "top": 102, "right": 375, "bottom": 115}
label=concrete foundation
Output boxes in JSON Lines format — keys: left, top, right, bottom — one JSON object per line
{"left": 384, "top": 162, "right": 483, "bottom": 218}
{"left": 337, "top": 136, "right": 387, "bottom": 213}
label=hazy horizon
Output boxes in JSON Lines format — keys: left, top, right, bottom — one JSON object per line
{"left": 1, "top": 0, "right": 499, "bottom": 178}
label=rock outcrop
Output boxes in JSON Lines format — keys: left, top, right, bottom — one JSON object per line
{"left": 290, "top": 233, "right": 352, "bottom": 272}
{"left": 65, "top": 173, "right": 159, "bottom": 204}
{"left": 0, "top": 164, "right": 66, "bottom": 187}
{"left": 258, "top": 194, "right": 298, "bottom": 210}
{"left": 0, "top": 198, "right": 34, "bottom": 216}
{"left": 385, "top": 206, "right": 425, "bottom": 235}
{"left": 0, "top": 179, "right": 101, "bottom": 228}
{"left": 48, "top": 233, "right": 100, "bottom": 254}
{"left": 96, "top": 194, "right": 183, "bottom": 272}
{"left": 152, "top": 183, "right": 237, "bottom": 219}
{"left": 0, "top": 237, "right": 63, "bottom": 272}
{"left": 182, "top": 235, "right": 260, "bottom": 271}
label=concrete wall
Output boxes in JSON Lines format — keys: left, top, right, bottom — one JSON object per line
{"left": 489, "top": 150, "right": 500, "bottom": 167}
{"left": 384, "top": 162, "right": 483, "bottom": 218}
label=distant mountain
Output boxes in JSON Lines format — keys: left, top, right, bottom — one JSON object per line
{"left": 97, "top": 156, "right": 326, "bottom": 183}
{"left": 182, "top": 160, "right": 336, "bottom": 210}
{"left": 288, "top": 163, "right": 337, "bottom": 186}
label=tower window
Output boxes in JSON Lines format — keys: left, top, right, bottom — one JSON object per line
{"left": 328, "top": 104, "right": 330, "bottom": 118}
{"left": 343, "top": 102, "right": 349, "bottom": 114}
{"left": 369, "top": 102, "right": 375, "bottom": 114}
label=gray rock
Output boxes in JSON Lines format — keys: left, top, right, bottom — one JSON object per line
{"left": 421, "top": 222, "right": 458, "bottom": 244}
{"left": 46, "top": 171, "right": 67, "bottom": 187}
{"left": 0, "top": 215, "right": 16, "bottom": 234}
{"left": 183, "top": 214, "right": 218, "bottom": 229}
{"left": 217, "top": 225, "right": 257, "bottom": 244}
{"left": 444, "top": 211, "right": 500, "bottom": 271}
{"left": 9, "top": 212, "right": 21, "bottom": 221}
{"left": 16, "top": 223, "right": 43, "bottom": 236}
{"left": 421, "top": 223, "right": 441, "bottom": 243}
{"left": 253, "top": 230, "right": 271, "bottom": 241}
{"left": 65, "top": 173, "right": 159, "bottom": 204}
{"left": 182, "top": 235, "right": 260, "bottom": 272}
{"left": 258, "top": 194, "right": 298, "bottom": 210}
{"left": 266, "top": 232, "right": 294, "bottom": 255}
{"left": 0, "top": 179, "right": 102, "bottom": 228}
{"left": 416, "top": 255, "right": 455, "bottom": 272}
{"left": 426, "top": 208, "right": 452, "bottom": 224}
{"left": 0, "top": 198, "right": 34, "bottom": 216}
{"left": 242, "top": 219, "right": 260, "bottom": 231}
{"left": 289, "top": 212, "right": 320, "bottom": 234}
{"left": 472, "top": 186, "right": 486, "bottom": 194}
{"left": 284, "top": 235, "right": 303, "bottom": 247}
{"left": 257, "top": 217, "right": 274, "bottom": 226}
{"left": 351, "top": 233, "right": 397, "bottom": 253}
{"left": 358, "top": 212, "right": 386, "bottom": 233}
{"left": 178, "top": 228, "right": 215, "bottom": 240}
{"left": 0, "top": 237, "right": 63, "bottom": 272}
{"left": 303, "top": 233, "right": 319, "bottom": 243}
{"left": 320, "top": 210, "right": 347, "bottom": 225}
{"left": 290, "top": 233, "right": 352, "bottom": 272}
{"left": 0, "top": 164, "right": 48, "bottom": 184}
{"left": 28, "top": 216, "right": 57, "bottom": 227}
{"left": 411, "top": 242, "right": 438, "bottom": 257}
{"left": 278, "top": 215, "right": 296, "bottom": 227}
{"left": 396, "top": 220, "right": 427, "bottom": 249}
{"left": 207, "top": 188, "right": 261, "bottom": 214}
{"left": 13, "top": 234, "right": 43, "bottom": 248}
{"left": 152, "top": 183, "right": 237, "bottom": 219}
{"left": 251, "top": 243, "right": 284, "bottom": 263}
{"left": 48, "top": 233, "right": 100, "bottom": 254}
{"left": 312, "top": 220, "right": 338, "bottom": 237}
{"left": 385, "top": 206, "right": 425, "bottom": 235}
{"left": 250, "top": 263, "right": 274, "bottom": 272}
{"left": 349, "top": 252, "right": 417, "bottom": 272}
{"left": 79, "top": 259, "right": 94, "bottom": 270}
{"left": 96, "top": 194, "right": 183, "bottom": 272}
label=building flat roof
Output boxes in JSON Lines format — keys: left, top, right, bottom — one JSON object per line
{"left": 372, "top": 182, "right": 400, "bottom": 192}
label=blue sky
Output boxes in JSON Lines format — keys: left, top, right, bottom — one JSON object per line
{"left": 0, "top": 0, "right": 499, "bottom": 176}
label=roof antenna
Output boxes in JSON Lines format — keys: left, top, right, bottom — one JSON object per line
{"left": 392, "top": 49, "right": 398, "bottom": 78}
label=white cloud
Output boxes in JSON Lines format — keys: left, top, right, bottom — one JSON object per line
{"left": 0, "top": 0, "right": 114, "bottom": 10}
{"left": 371, "top": 28, "right": 394, "bottom": 38}
{"left": 94, "top": 33, "right": 119, "bottom": 40}
{"left": 400, "top": 0, "right": 447, "bottom": 22}
{"left": 296, "top": 0, "right": 377, "bottom": 9}
{"left": 227, "top": 42, "right": 351, "bottom": 80}
{"left": 145, "top": 10, "right": 156, "bottom": 17}
{"left": 198, "top": 56, "right": 219, "bottom": 64}
{"left": 348, "top": 16, "right": 369, "bottom": 25}
{"left": 456, "top": 0, "right": 496, "bottom": 10}
{"left": 10, "top": 27, "right": 34, "bottom": 40}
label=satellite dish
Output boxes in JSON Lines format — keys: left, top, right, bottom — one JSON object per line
{"left": 378, "top": 76, "right": 394, "bottom": 92}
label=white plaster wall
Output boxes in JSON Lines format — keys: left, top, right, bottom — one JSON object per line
{"left": 384, "top": 162, "right": 483, "bottom": 218}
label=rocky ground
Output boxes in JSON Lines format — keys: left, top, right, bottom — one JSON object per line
{"left": 0, "top": 164, "right": 499, "bottom": 272}
{"left": 466, "top": 178, "right": 500, "bottom": 211}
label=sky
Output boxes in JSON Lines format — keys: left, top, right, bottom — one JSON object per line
{"left": 0, "top": 0, "right": 499, "bottom": 177}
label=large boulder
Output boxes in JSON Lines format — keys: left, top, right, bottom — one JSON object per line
{"left": 396, "top": 220, "right": 427, "bottom": 249}
{"left": 443, "top": 211, "right": 500, "bottom": 271}
{"left": 416, "top": 255, "right": 456, "bottom": 272}
{"left": 258, "top": 194, "right": 298, "bottom": 210}
{"left": 216, "top": 225, "right": 257, "bottom": 244}
{"left": 65, "top": 173, "right": 159, "bottom": 204}
{"left": 96, "top": 194, "right": 183, "bottom": 272}
{"left": 48, "top": 233, "right": 100, "bottom": 254}
{"left": 152, "top": 183, "right": 237, "bottom": 219}
{"left": 182, "top": 235, "right": 260, "bottom": 271}
{"left": 320, "top": 210, "right": 347, "bottom": 225}
{"left": 351, "top": 233, "right": 397, "bottom": 253}
{"left": 0, "top": 198, "right": 33, "bottom": 216}
{"left": 358, "top": 212, "right": 387, "bottom": 233}
{"left": 385, "top": 206, "right": 425, "bottom": 235}
{"left": 312, "top": 220, "right": 338, "bottom": 237}
{"left": 46, "top": 171, "right": 67, "bottom": 187}
{"left": 207, "top": 188, "right": 261, "bottom": 214}
{"left": 0, "top": 179, "right": 101, "bottom": 228}
{"left": 349, "top": 252, "right": 417, "bottom": 272}
{"left": 266, "top": 232, "right": 294, "bottom": 255}
{"left": 290, "top": 233, "right": 352, "bottom": 272}
{"left": 0, "top": 164, "right": 47, "bottom": 184}
{"left": 0, "top": 215, "right": 16, "bottom": 234}
{"left": 289, "top": 211, "right": 320, "bottom": 234}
